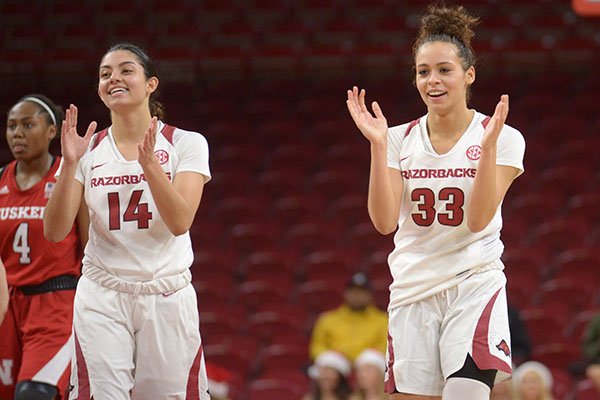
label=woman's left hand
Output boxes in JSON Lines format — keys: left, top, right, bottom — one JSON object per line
{"left": 138, "top": 117, "right": 159, "bottom": 168}
{"left": 481, "top": 94, "right": 509, "bottom": 151}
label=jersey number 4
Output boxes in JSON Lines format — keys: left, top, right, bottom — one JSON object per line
{"left": 13, "top": 222, "right": 31, "bottom": 264}
{"left": 107, "top": 190, "right": 153, "bottom": 230}
{"left": 411, "top": 187, "right": 465, "bottom": 226}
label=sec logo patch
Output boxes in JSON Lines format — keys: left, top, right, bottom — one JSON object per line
{"left": 466, "top": 145, "right": 482, "bottom": 160}
{"left": 154, "top": 150, "right": 169, "bottom": 164}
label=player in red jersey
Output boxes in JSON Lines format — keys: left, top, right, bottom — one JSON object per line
{"left": 0, "top": 95, "right": 88, "bottom": 400}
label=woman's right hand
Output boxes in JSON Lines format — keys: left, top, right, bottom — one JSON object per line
{"left": 346, "top": 86, "right": 389, "bottom": 145}
{"left": 61, "top": 104, "right": 97, "bottom": 164}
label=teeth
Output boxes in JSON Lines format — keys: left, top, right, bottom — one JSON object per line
{"left": 110, "top": 88, "right": 127, "bottom": 95}
{"left": 429, "top": 91, "right": 445, "bottom": 96}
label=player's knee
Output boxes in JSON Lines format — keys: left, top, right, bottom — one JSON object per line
{"left": 14, "top": 380, "right": 58, "bottom": 400}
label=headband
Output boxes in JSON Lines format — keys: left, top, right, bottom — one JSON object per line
{"left": 21, "top": 97, "right": 57, "bottom": 126}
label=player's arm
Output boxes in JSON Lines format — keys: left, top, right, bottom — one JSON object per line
{"left": 44, "top": 163, "right": 85, "bottom": 242}
{"left": 44, "top": 105, "right": 96, "bottom": 242}
{"left": 138, "top": 118, "right": 206, "bottom": 236}
{"left": 367, "top": 146, "right": 403, "bottom": 234}
{"left": 467, "top": 95, "right": 519, "bottom": 232}
{"left": 347, "top": 86, "right": 402, "bottom": 235}
{"left": 0, "top": 259, "right": 8, "bottom": 325}
{"left": 76, "top": 198, "right": 90, "bottom": 248}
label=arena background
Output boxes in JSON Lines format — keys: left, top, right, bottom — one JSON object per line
{"left": 1, "top": 0, "right": 600, "bottom": 398}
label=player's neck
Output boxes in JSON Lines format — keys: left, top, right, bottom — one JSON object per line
{"left": 15, "top": 152, "right": 53, "bottom": 190}
{"left": 110, "top": 110, "right": 153, "bottom": 144}
{"left": 427, "top": 106, "right": 474, "bottom": 140}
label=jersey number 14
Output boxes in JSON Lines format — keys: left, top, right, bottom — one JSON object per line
{"left": 107, "top": 190, "right": 153, "bottom": 230}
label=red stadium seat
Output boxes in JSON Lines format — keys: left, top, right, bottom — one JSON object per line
{"left": 247, "top": 311, "right": 306, "bottom": 342}
{"left": 226, "top": 222, "right": 282, "bottom": 252}
{"left": 295, "top": 281, "right": 343, "bottom": 314}
{"left": 302, "top": 249, "right": 359, "bottom": 283}
{"left": 258, "top": 344, "right": 310, "bottom": 372}
{"left": 567, "top": 193, "right": 600, "bottom": 225}
{"left": 531, "top": 342, "right": 582, "bottom": 370}
{"left": 258, "top": 368, "right": 310, "bottom": 393}
{"left": 529, "top": 219, "right": 590, "bottom": 256}
{"left": 549, "top": 367, "right": 573, "bottom": 400}
{"left": 574, "top": 379, "right": 600, "bottom": 400}
{"left": 272, "top": 195, "right": 326, "bottom": 225}
{"left": 213, "top": 195, "right": 268, "bottom": 225}
{"left": 520, "top": 309, "right": 566, "bottom": 346}
{"left": 283, "top": 222, "right": 344, "bottom": 252}
{"left": 505, "top": 192, "right": 565, "bottom": 226}
{"left": 236, "top": 280, "right": 291, "bottom": 312}
{"left": 537, "top": 278, "right": 596, "bottom": 312}
{"left": 553, "top": 248, "right": 600, "bottom": 283}
{"left": 256, "top": 167, "right": 306, "bottom": 198}
{"left": 204, "top": 341, "right": 257, "bottom": 379}
{"left": 248, "top": 378, "right": 304, "bottom": 400}
{"left": 566, "top": 308, "right": 600, "bottom": 341}
{"left": 346, "top": 222, "right": 388, "bottom": 253}
{"left": 198, "top": 306, "right": 243, "bottom": 344}
{"left": 240, "top": 248, "right": 300, "bottom": 279}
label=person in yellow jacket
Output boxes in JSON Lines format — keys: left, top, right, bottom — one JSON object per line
{"left": 309, "top": 272, "right": 388, "bottom": 361}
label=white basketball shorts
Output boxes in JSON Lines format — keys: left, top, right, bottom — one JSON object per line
{"left": 384, "top": 267, "right": 512, "bottom": 396}
{"left": 69, "top": 275, "right": 209, "bottom": 400}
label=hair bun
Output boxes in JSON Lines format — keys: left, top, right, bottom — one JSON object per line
{"left": 418, "top": 4, "right": 479, "bottom": 48}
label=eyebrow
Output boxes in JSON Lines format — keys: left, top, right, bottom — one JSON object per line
{"left": 416, "top": 61, "right": 455, "bottom": 67}
{"left": 99, "top": 61, "right": 137, "bottom": 70}
{"left": 7, "top": 115, "right": 36, "bottom": 122}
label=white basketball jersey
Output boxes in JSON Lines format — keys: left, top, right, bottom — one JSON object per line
{"left": 386, "top": 111, "right": 525, "bottom": 308}
{"left": 74, "top": 121, "right": 211, "bottom": 282}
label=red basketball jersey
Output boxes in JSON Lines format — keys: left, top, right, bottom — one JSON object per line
{"left": 0, "top": 157, "right": 81, "bottom": 286}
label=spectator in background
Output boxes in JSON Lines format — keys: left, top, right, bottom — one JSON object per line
{"left": 512, "top": 361, "right": 554, "bottom": 400}
{"left": 309, "top": 272, "right": 387, "bottom": 362}
{"left": 350, "top": 349, "right": 386, "bottom": 400}
{"left": 582, "top": 313, "right": 600, "bottom": 392}
{"left": 303, "top": 351, "right": 353, "bottom": 400}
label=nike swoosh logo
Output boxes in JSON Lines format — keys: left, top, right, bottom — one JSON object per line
{"left": 91, "top": 162, "right": 107, "bottom": 171}
{"left": 400, "top": 156, "right": 410, "bottom": 162}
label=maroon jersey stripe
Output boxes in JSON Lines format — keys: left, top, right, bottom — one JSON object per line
{"left": 161, "top": 124, "right": 176, "bottom": 145}
{"left": 90, "top": 129, "right": 109, "bottom": 151}
{"left": 404, "top": 119, "right": 420, "bottom": 138}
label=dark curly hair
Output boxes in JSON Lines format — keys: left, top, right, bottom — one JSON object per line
{"left": 413, "top": 4, "right": 480, "bottom": 71}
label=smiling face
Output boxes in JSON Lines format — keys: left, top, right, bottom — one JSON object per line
{"left": 6, "top": 101, "right": 56, "bottom": 162}
{"left": 97, "top": 49, "right": 158, "bottom": 115}
{"left": 415, "top": 41, "right": 475, "bottom": 117}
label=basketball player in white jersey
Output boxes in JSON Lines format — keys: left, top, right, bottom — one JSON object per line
{"left": 43, "top": 43, "right": 211, "bottom": 400}
{"left": 346, "top": 5, "right": 525, "bottom": 400}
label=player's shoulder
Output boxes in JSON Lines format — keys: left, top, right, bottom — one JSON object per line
{"left": 159, "top": 122, "right": 208, "bottom": 146}
{"left": 0, "top": 160, "right": 16, "bottom": 181}
{"left": 389, "top": 116, "right": 424, "bottom": 140}
{"left": 475, "top": 111, "right": 522, "bottom": 136}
